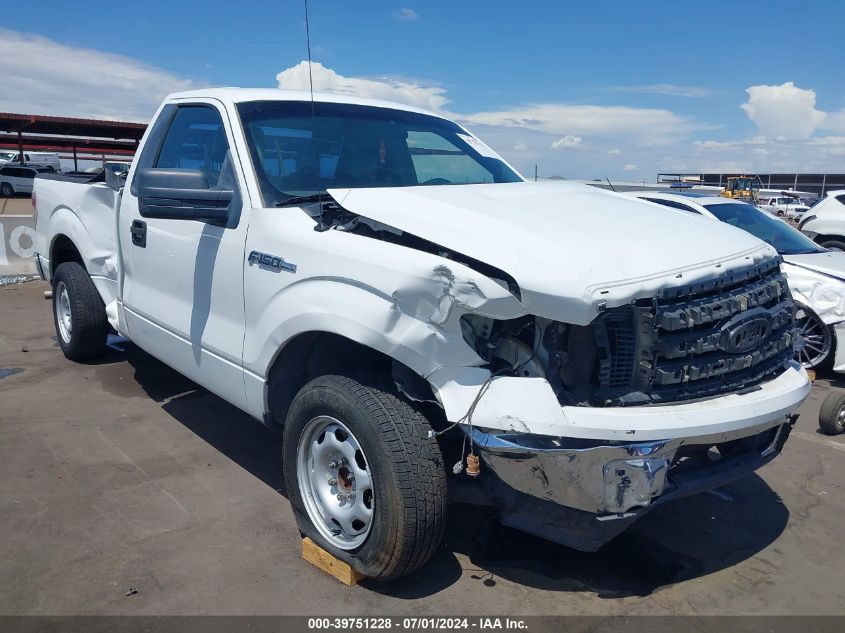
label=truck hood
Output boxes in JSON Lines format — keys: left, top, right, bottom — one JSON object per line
{"left": 783, "top": 251, "right": 845, "bottom": 282}
{"left": 328, "top": 182, "right": 776, "bottom": 324}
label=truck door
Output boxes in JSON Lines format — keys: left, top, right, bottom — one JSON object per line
{"left": 119, "top": 101, "right": 250, "bottom": 410}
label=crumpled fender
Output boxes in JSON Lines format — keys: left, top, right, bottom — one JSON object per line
{"left": 783, "top": 262, "right": 845, "bottom": 325}
{"left": 243, "top": 240, "right": 527, "bottom": 381}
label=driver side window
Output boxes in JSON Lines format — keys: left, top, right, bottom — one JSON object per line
{"left": 155, "top": 105, "right": 232, "bottom": 188}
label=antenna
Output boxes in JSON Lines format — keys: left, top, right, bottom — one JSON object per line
{"left": 303, "top": 0, "right": 323, "bottom": 209}
{"left": 304, "top": 0, "right": 315, "bottom": 106}
{"left": 605, "top": 177, "right": 617, "bottom": 192}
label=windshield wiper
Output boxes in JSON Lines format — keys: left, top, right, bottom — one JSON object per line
{"left": 275, "top": 193, "right": 330, "bottom": 207}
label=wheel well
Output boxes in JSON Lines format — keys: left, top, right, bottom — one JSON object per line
{"left": 265, "top": 332, "right": 435, "bottom": 428}
{"left": 50, "top": 234, "right": 84, "bottom": 276}
{"left": 811, "top": 234, "right": 845, "bottom": 246}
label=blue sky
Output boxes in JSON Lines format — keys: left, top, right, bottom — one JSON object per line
{"left": 3, "top": 0, "right": 845, "bottom": 179}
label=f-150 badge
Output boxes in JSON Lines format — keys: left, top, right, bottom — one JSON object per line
{"left": 248, "top": 250, "right": 297, "bottom": 273}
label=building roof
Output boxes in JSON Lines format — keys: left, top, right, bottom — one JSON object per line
{"left": 0, "top": 112, "right": 147, "bottom": 141}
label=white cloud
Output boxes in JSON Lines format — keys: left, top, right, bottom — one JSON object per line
{"left": 607, "top": 84, "right": 716, "bottom": 98}
{"left": 513, "top": 143, "right": 528, "bottom": 151}
{"left": 394, "top": 8, "right": 419, "bottom": 22}
{"left": 740, "top": 82, "right": 827, "bottom": 139}
{"left": 550, "top": 135, "right": 582, "bottom": 149}
{"left": 462, "top": 103, "right": 694, "bottom": 145}
{"left": 608, "top": 148, "right": 622, "bottom": 155}
{"left": 809, "top": 136, "right": 845, "bottom": 156}
{"left": 623, "top": 164, "right": 639, "bottom": 171}
{"left": 276, "top": 61, "right": 449, "bottom": 112}
{"left": 274, "top": 62, "right": 694, "bottom": 146}
{"left": 0, "top": 28, "right": 197, "bottom": 122}
{"left": 822, "top": 109, "right": 845, "bottom": 134}
{"left": 694, "top": 139, "right": 744, "bottom": 151}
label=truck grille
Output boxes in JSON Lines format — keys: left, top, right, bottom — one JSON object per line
{"left": 592, "top": 258, "right": 796, "bottom": 405}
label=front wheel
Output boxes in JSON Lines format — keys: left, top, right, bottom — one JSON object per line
{"left": 52, "top": 262, "right": 109, "bottom": 361}
{"left": 0, "top": 183, "right": 13, "bottom": 197}
{"left": 795, "top": 304, "right": 833, "bottom": 369}
{"left": 283, "top": 374, "right": 447, "bottom": 580}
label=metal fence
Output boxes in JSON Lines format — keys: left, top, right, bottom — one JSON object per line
{"left": 657, "top": 173, "right": 845, "bottom": 196}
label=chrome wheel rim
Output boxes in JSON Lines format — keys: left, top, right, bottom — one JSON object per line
{"left": 55, "top": 281, "right": 72, "bottom": 344}
{"left": 795, "top": 306, "right": 832, "bottom": 368}
{"left": 296, "top": 415, "right": 374, "bottom": 550}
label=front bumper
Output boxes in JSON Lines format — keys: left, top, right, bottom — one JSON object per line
{"left": 469, "top": 412, "right": 795, "bottom": 551}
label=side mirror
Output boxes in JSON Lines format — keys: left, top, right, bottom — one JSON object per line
{"left": 137, "top": 168, "right": 236, "bottom": 227}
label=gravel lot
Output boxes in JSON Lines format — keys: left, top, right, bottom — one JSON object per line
{"left": 1, "top": 280, "right": 844, "bottom": 616}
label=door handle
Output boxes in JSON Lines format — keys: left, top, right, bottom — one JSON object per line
{"left": 130, "top": 220, "right": 147, "bottom": 247}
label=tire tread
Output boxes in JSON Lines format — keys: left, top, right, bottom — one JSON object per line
{"left": 285, "top": 373, "right": 447, "bottom": 580}
{"left": 53, "top": 262, "right": 108, "bottom": 360}
{"left": 818, "top": 391, "right": 845, "bottom": 435}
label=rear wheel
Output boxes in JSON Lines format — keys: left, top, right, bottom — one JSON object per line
{"left": 283, "top": 374, "right": 447, "bottom": 580}
{"left": 52, "top": 262, "right": 109, "bottom": 361}
{"left": 795, "top": 304, "right": 833, "bottom": 369}
{"left": 818, "top": 391, "right": 845, "bottom": 435}
{"left": 0, "top": 183, "right": 13, "bottom": 197}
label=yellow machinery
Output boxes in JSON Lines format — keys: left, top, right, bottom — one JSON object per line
{"left": 721, "top": 176, "right": 761, "bottom": 203}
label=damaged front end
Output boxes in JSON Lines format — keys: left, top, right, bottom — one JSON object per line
{"left": 467, "top": 417, "right": 793, "bottom": 551}
{"left": 458, "top": 256, "right": 796, "bottom": 409}
{"left": 303, "top": 190, "right": 809, "bottom": 552}
{"left": 436, "top": 257, "right": 807, "bottom": 550}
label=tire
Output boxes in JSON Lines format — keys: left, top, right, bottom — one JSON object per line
{"left": 819, "top": 238, "right": 845, "bottom": 252}
{"left": 52, "top": 262, "right": 109, "bottom": 361}
{"left": 818, "top": 391, "right": 845, "bottom": 435}
{"left": 795, "top": 304, "right": 833, "bottom": 369}
{"left": 283, "top": 374, "right": 447, "bottom": 580}
{"left": 0, "top": 182, "right": 13, "bottom": 197}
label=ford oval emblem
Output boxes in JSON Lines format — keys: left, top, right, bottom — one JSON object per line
{"left": 721, "top": 309, "right": 773, "bottom": 354}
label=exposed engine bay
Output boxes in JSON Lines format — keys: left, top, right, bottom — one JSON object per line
{"left": 460, "top": 313, "right": 599, "bottom": 406}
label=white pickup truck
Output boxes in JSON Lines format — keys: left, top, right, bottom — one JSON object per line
{"left": 32, "top": 88, "right": 810, "bottom": 580}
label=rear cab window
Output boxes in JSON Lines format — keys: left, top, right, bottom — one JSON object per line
{"left": 643, "top": 197, "right": 700, "bottom": 213}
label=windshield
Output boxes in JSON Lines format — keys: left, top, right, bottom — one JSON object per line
{"left": 237, "top": 101, "right": 522, "bottom": 206}
{"left": 704, "top": 202, "right": 824, "bottom": 255}
{"left": 0, "top": 152, "right": 18, "bottom": 161}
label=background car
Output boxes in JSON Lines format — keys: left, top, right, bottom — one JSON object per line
{"left": 0, "top": 165, "right": 52, "bottom": 197}
{"left": 626, "top": 191, "right": 845, "bottom": 371}
{"left": 761, "top": 196, "right": 805, "bottom": 217}
{"left": 0, "top": 151, "right": 61, "bottom": 172}
{"left": 786, "top": 203, "right": 811, "bottom": 220}
{"left": 798, "top": 190, "right": 845, "bottom": 251}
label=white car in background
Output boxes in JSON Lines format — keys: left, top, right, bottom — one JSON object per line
{"left": 0, "top": 164, "right": 53, "bottom": 197}
{"left": 627, "top": 191, "right": 845, "bottom": 371}
{"left": 0, "top": 151, "right": 61, "bottom": 172}
{"left": 798, "top": 190, "right": 845, "bottom": 251}
{"left": 785, "top": 204, "right": 810, "bottom": 221}
{"left": 760, "top": 195, "right": 807, "bottom": 219}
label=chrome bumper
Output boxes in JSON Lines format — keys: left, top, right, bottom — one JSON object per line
{"left": 469, "top": 415, "right": 792, "bottom": 516}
